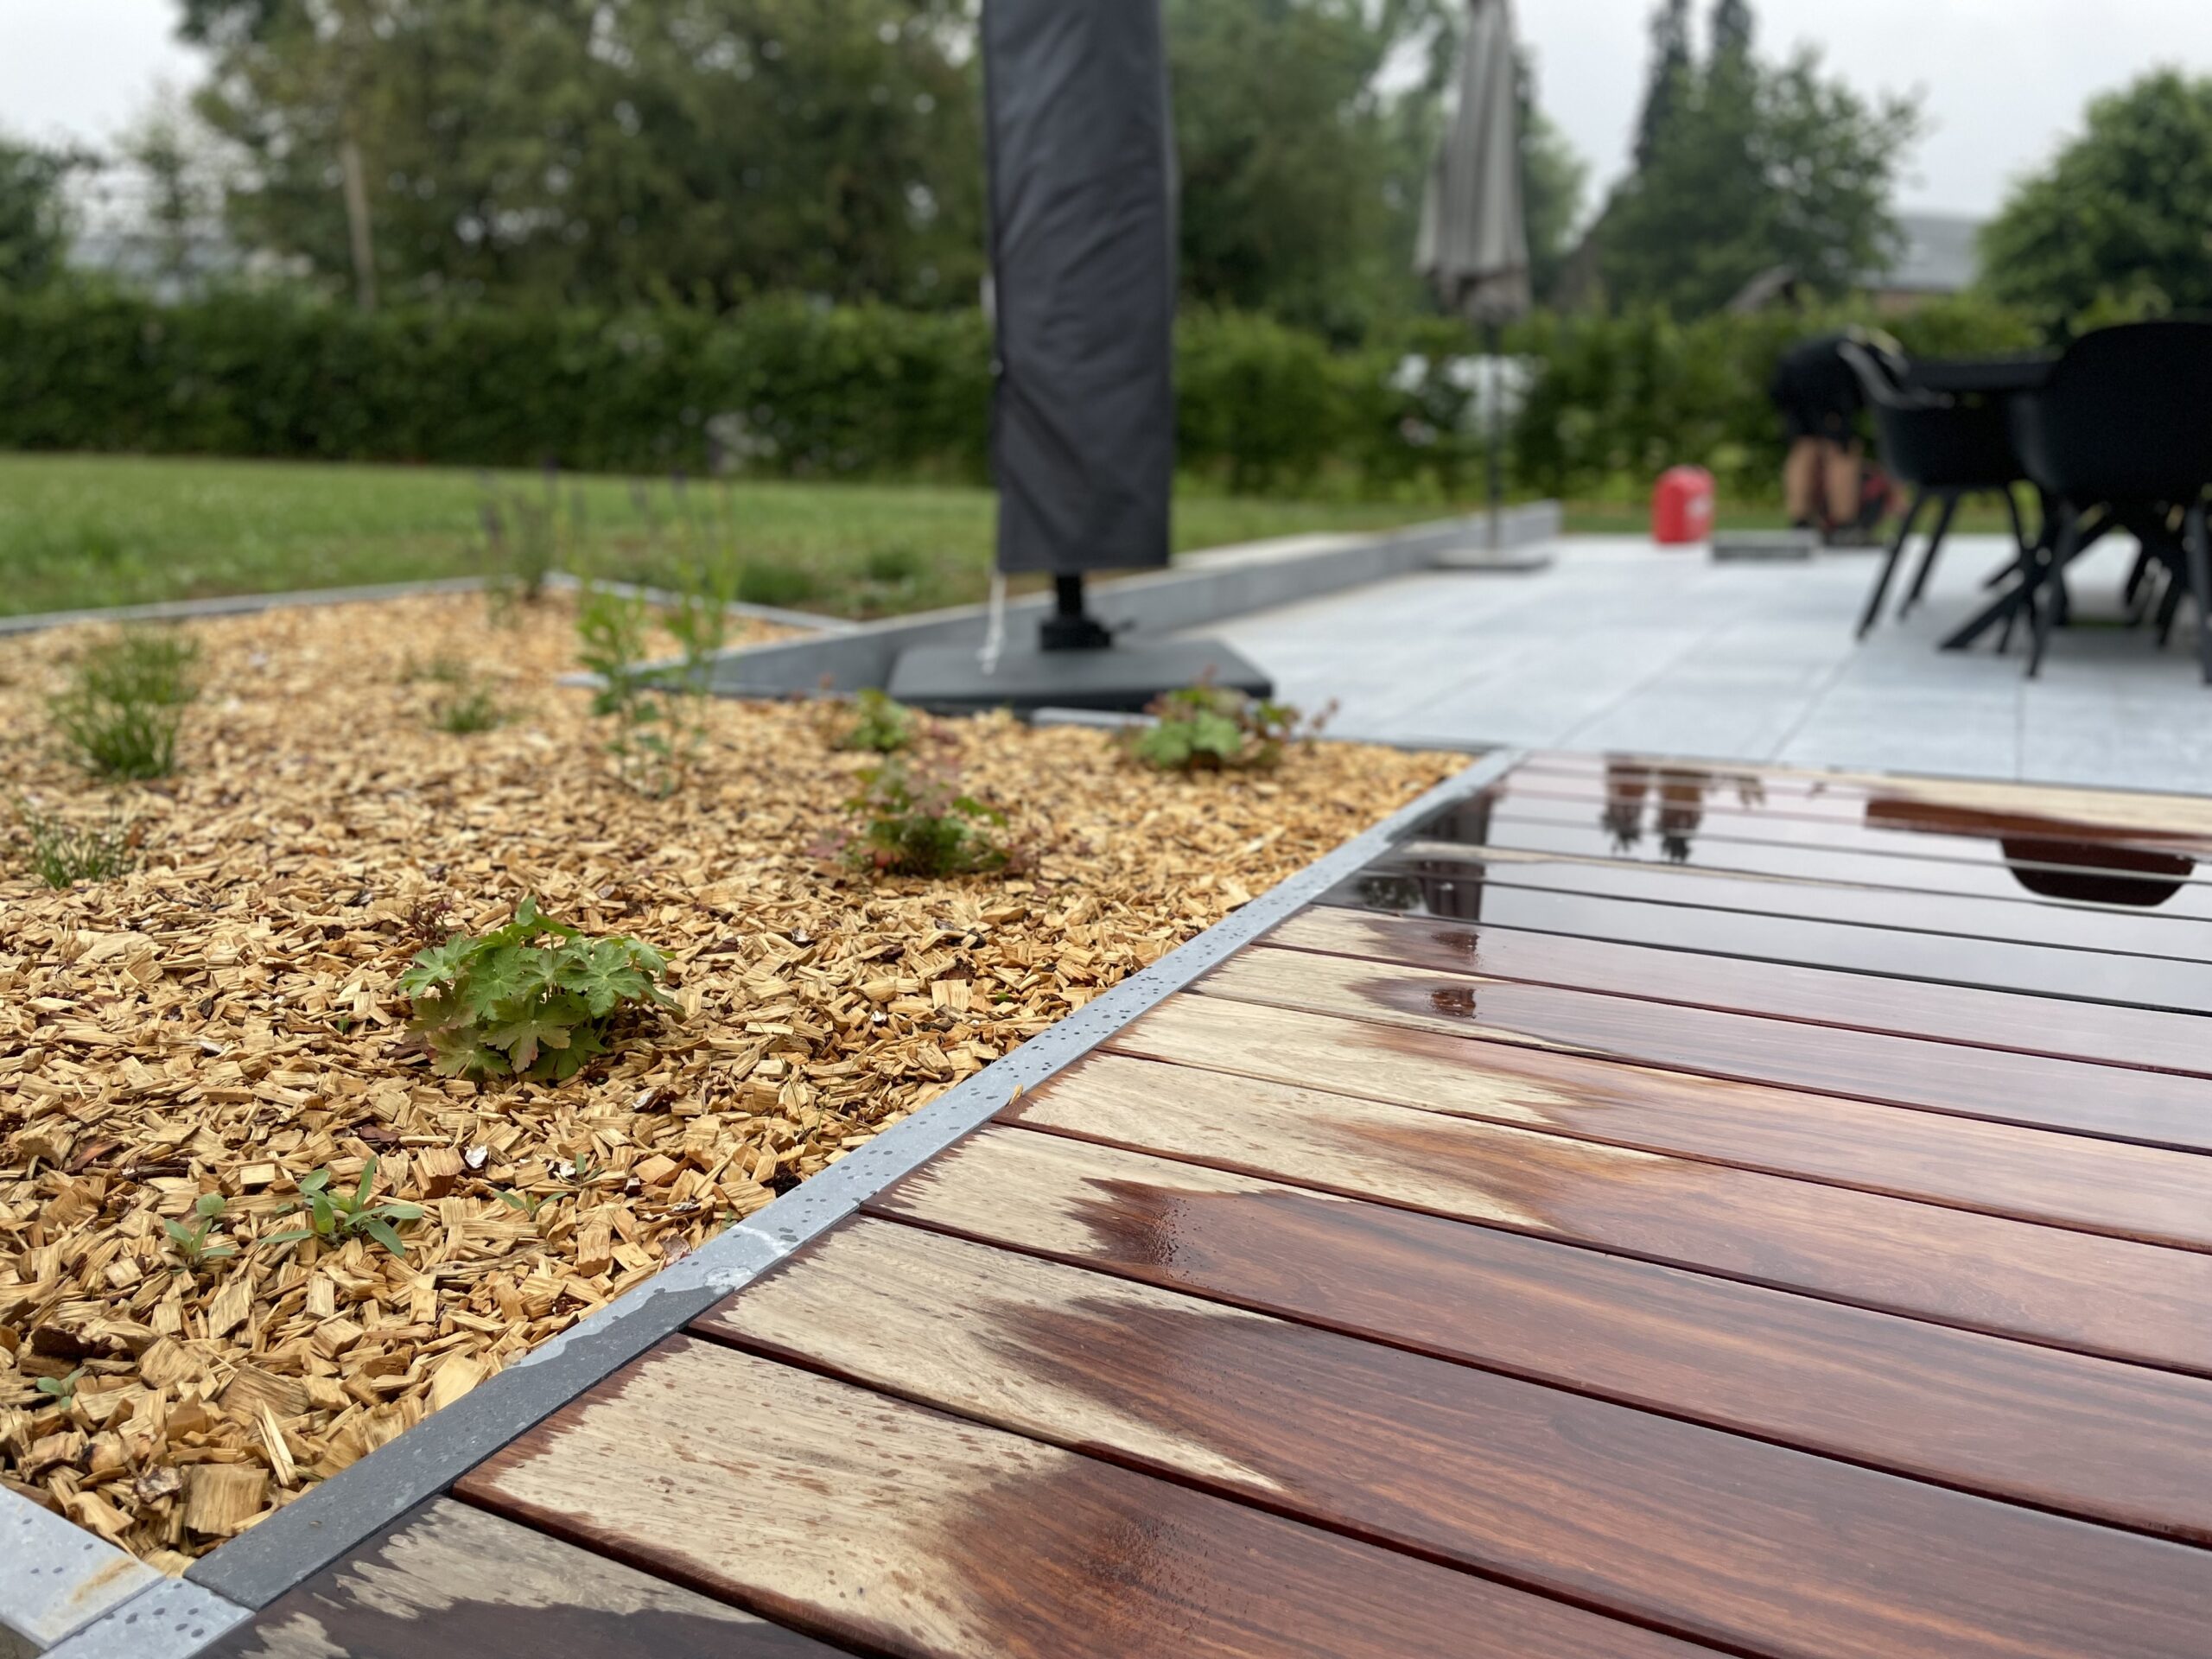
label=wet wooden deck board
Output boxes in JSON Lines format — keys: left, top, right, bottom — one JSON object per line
{"left": 195, "top": 1497, "right": 850, "bottom": 1657}
{"left": 1098, "top": 995, "right": 2212, "bottom": 1249}
{"left": 238, "top": 753, "right": 2212, "bottom": 1658}
{"left": 1370, "top": 841, "right": 2212, "bottom": 959}
{"left": 456, "top": 1340, "right": 1708, "bottom": 1659}
{"left": 1197, "top": 944, "right": 2212, "bottom": 1150}
{"left": 1000, "top": 1052, "right": 2212, "bottom": 1375}
{"left": 1265, "top": 906, "right": 2212, "bottom": 1072}
{"left": 866, "top": 1128, "right": 2212, "bottom": 1546}
{"left": 1469, "top": 808, "right": 2212, "bottom": 916}
{"left": 1343, "top": 862, "right": 2212, "bottom": 1001}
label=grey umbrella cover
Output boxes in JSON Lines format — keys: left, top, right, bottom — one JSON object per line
{"left": 983, "top": 0, "right": 1179, "bottom": 575}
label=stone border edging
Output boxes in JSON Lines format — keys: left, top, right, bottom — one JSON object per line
{"left": 689, "top": 503, "right": 1561, "bottom": 696}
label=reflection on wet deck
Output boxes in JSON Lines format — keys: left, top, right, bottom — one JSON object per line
{"left": 210, "top": 753, "right": 2212, "bottom": 1659}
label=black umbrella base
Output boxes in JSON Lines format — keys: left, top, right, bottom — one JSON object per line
{"left": 887, "top": 638, "right": 1272, "bottom": 715}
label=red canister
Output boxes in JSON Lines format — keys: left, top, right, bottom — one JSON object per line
{"left": 1651, "top": 466, "right": 1716, "bottom": 545}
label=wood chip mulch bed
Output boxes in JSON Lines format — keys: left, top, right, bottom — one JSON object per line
{"left": 0, "top": 589, "right": 1459, "bottom": 1567}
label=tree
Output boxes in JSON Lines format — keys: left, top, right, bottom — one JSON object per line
{"left": 1709, "top": 0, "right": 1754, "bottom": 66}
{"left": 187, "top": 0, "right": 988, "bottom": 310}
{"left": 1515, "top": 51, "right": 1588, "bottom": 303}
{"left": 1980, "top": 70, "right": 2212, "bottom": 318}
{"left": 1633, "top": 0, "right": 1694, "bottom": 168}
{"left": 0, "top": 136, "right": 84, "bottom": 291}
{"left": 1166, "top": 0, "right": 1457, "bottom": 338}
{"left": 1602, "top": 39, "right": 1917, "bottom": 316}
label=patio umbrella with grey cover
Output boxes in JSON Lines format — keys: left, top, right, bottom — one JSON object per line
{"left": 1417, "top": 0, "right": 1532, "bottom": 545}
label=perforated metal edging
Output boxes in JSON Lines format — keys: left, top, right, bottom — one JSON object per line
{"left": 45, "top": 744, "right": 1520, "bottom": 1657}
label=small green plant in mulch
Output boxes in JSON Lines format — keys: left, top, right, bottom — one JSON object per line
{"left": 398, "top": 894, "right": 676, "bottom": 1082}
{"left": 1124, "top": 684, "right": 1318, "bottom": 772}
{"left": 832, "top": 758, "right": 1018, "bottom": 878}
{"left": 48, "top": 627, "right": 201, "bottom": 779}
{"left": 575, "top": 560, "right": 734, "bottom": 794}
{"left": 432, "top": 681, "right": 505, "bottom": 734}
{"left": 34, "top": 1369, "right": 82, "bottom": 1406}
{"left": 13, "top": 799, "right": 134, "bottom": 887}
{"left": 403, "top": 653, "right": 505, "bottom": 734}
{"left": 834, "top": 688, "right": 918, "bottom": 754}
{"left": 477, "top": 467, "right": 575, "bottom": 611}
{"left": 268, "top": 1156, "right": 425, "bottom": 1259}
{"left": 162, "top": 1192, "right": 238, "bottom": 1271}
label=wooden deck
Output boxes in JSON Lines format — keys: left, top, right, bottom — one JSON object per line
{"left": 205, "top": 753, "right": 2212, "bottom": 1659}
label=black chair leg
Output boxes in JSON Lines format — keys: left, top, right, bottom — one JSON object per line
{"left": 1897, "top": 492, "right": 1961, "bottom": 618}
{"left": 2186, "top": 503, "right": 2212, "bottom": 685}
{"left": 2028, "top": 506, "right": 2081, "bottom": 678}
{"left": 2123, "top": 547, "right": 2152, "bottom": 608}
{"left": 1857, "top": 487, "right": 1926, "bottom": 639}
{"left": 2157, "top": 570, "right": 2185, "bottom": 646}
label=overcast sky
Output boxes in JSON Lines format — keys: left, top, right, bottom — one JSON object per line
{"left": 5, "top": 0, "right": 2212, "bottom": 218}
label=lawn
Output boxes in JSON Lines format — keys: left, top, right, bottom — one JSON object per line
{"left": 0, "top": 453, "right": 1457, "bottom": 622}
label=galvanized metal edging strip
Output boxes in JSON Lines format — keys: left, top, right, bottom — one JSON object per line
{"left": 143, "top": 745, "right": 1522, "bottom": 1643}
{"left": 0, "top": 1493, "right": 164, "bottom": 1656}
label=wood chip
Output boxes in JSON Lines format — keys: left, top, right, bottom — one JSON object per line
{"left": 0, "top": 589, "right": 1454, "bottom": 1560}
{"left": 182, "top": 1464, "right": 267, "bottom": 1537}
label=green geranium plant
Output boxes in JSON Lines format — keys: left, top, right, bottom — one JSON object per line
{"left": 398, "top": 896, "right": 675, "bottom": 1080}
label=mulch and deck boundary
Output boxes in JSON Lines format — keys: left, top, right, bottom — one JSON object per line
{"left": 10, "top": 735, "right": 1515, "bottom": 1657}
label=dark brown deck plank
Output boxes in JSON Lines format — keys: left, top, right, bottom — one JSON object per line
{"left": 695, "top": 1217, "right": 2212, "bottom": 1659}
{"left": 196, "top": 1497, "right": 848, "bottom": 1658}
{"left": 1469, "top": 802, "right": 2212, "bottom": 913}
{"left": 458, "top": 1338, "right": 1708, "bottom": 1659}
{"left": 1264, "top": 906, "right": 2212, "bottom": 1075}
{"left": 1488, "top": 766, "right": 2212, "bottom": 852}
{"left": 1321, "top": 880, "right": 2212, "bottom": 1011}
{"left": 1102, "top": 995, "right": 2212, "bottom": 1250}
{"left": 1369, "top": 841, "right": 2212, "bottom": 963}
{"left": 869, "top": 1127, "right": 2212, "bottom": 1545}
{"left": 1516, "top": 752, "right": 2212, "bottom": 840}
{"left": 1198, "top": 944, "right": 2212, "bottom": 1151}
{"left": 1004, "top": 1053, "right": 2212, "bottom": 1375}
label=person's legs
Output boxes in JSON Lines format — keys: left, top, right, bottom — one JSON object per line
{"left": 1783, "top": 438, "right": 1821, "bottom": 526}
{"left": 1822, "top": 441, "right": 1862, "bottom": 530}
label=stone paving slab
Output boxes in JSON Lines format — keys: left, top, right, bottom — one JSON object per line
{"left": 1201, "top": 534, "right": 2212, "bottom": 790}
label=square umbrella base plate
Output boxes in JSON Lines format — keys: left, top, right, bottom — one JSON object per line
{"left": 887, "top": 638, "right": 1272, "bottom": 715}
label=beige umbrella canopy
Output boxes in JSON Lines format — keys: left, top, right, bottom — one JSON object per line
{"left": 1416, "top": 0, "right": 1533, "bottom": 326}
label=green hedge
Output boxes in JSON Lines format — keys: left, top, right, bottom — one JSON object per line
{"left": 0, "top": 285, "right": 2050, "bottom": 499}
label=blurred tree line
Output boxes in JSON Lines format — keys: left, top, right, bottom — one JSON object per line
{"left": 0, "top": 1, "right": 2205, "bottom": 340}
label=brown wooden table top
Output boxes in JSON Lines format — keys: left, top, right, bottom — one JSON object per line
{"left": 221, "top": 753, "right": 2212, "bottom": 1657}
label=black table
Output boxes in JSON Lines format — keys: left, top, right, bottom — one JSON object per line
{"left": 1902, "top": 354, "right": 2055, "bottom": 400}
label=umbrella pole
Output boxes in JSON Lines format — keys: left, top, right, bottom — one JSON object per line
{"left": 1484, "top": 319, "right": 1504, "bottom": 550}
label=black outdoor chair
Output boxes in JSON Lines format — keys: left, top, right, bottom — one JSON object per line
{"left": 1842, "top": 341, "right": 2028, "bottom": 639}
{"left": 2007, "top": 321, "right": 2212, "bottom": 681}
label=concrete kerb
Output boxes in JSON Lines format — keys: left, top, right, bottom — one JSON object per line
{"left": 76, "top": 745, "right": 1523, "bottom": 1652}
{"left": 683, "top": 503, "right": 1562, "bottom": 697}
